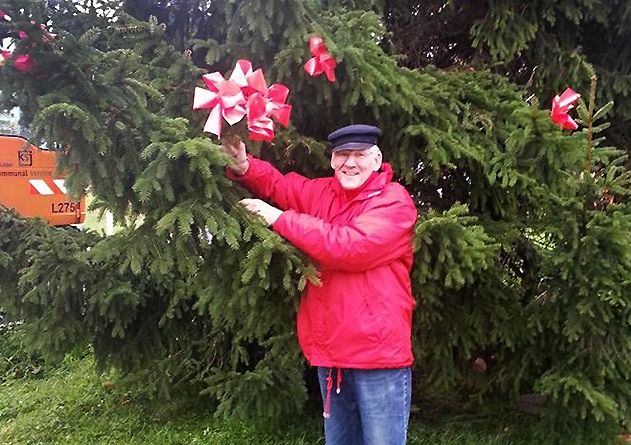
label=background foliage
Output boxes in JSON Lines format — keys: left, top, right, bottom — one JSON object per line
{"left": 1, "top": 1, "right": 630, "bottom": 443}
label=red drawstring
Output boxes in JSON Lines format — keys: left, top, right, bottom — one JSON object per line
{"left": 323, "top": 368, "right": 333, "bottom": 418}
{"left": 323, "top": 368, "right": 343, "bottom": 418}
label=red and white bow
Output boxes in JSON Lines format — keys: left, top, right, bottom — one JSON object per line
{"left": 192, "top": 72, "right": 247, "bottom": 137}
{"left": 247, "top": 84, "right": 292, "bottom": 142}
{"left": 193, "top": 59, "right": 291, "bottom": 141}
{"left": 551, "top": 88, "right": 581, "bottom": 130}
{"left": 304, "top": 36, "right": 336, "bottom": 82}
{"left": 232, "top": 60, "right": 291, "bottom": 141}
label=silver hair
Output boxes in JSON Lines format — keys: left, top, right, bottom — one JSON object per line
{"left": 369, "top": 145, "right": 383, "bottom": 158}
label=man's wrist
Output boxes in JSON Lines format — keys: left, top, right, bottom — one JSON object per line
{"left": 231, "top": 157, "right": 249, "bottom": 175}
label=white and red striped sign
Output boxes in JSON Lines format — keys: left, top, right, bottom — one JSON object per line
{"left": 29, "top": 178, "right": 67, "bottom": 195}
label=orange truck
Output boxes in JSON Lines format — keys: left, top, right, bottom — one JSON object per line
{"left": 0, "top": 134, "right": 85, "bottom": 226}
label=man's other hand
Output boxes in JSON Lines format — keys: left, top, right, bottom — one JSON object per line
{"left": 239, "top": 199, "right": 283, "bottom": 226}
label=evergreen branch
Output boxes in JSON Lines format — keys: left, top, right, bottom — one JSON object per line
{"left": 585, "top": 75, "right": 597, "bottom": 175}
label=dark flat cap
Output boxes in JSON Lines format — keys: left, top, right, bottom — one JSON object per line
{"left": 327, "top": 124, "right": 381, "bottom": 152}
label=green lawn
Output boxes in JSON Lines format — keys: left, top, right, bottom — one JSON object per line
{"left": 80, "top": 195, "right": 117, "bottom": 234}
{"left": 0, "top": 354, "right": 569, "bottom": 445}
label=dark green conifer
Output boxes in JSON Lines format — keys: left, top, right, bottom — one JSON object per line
{"left": 1, "top": 1, "right": 630, "bottom": 442}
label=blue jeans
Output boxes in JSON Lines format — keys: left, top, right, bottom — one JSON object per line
{"left": 317, "top": 367, "right": 412, "bottom": 445}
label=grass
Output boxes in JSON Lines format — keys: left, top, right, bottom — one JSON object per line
{"left": 0, "top": 355, "right": 322, "bottom": 445}
{"left": 0, "top": 353, "right": 569, "bottom": 445}
{"left": 80, "top": 195, "right": 118, "bottom": 235}
{"left": 81, "top": 194, "right": 137, "bottom": 235}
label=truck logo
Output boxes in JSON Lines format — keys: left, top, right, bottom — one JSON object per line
{"left": 18, "top": 142, "right": 33, "bottom": 167}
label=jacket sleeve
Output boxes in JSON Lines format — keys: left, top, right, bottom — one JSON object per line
{"left": 227, "top": 155, "right": 315, "bottom": 212}
{"left": 272, "top": 187, "right": 417, "bottom": 272}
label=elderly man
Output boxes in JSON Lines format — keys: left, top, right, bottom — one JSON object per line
{"left": 223, "top": 124, "right": 417, "bottom": 445}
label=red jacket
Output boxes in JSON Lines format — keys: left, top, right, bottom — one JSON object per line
{"left": 230, "top": 156, "right": 417, "bottom": 368}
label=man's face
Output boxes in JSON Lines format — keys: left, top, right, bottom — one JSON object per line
{"left": 331, "top": 146, "right": 382, "bottom": 190}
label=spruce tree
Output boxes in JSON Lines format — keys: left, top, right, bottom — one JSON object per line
{"left": 1, "top": 1, "right": 630, "bottom": 443}
{"left": 385, "top": 0, "right": 631, "bottom": 151}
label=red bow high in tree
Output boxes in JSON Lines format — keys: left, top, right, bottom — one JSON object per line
{"left": 304, "top": 35, "right": 336, "bottom": 82}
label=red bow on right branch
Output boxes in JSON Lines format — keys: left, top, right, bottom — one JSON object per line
{"left": 550, "top": 88, "right": 581, "bottom": 130}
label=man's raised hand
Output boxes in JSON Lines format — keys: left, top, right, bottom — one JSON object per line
{"left": 221, "top": 135, "right": 249, "bottom": 175}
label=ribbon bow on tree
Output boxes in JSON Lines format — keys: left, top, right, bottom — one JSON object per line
{"left": 192, "top": 71, "right": 247, "bottom": 137}
{"left": 304, "top": 35, "right": 336, "bottom": 82}
{"left": 550, "top": 87, "right": 581, "bottom": 130}
{"left": 247, "top": 83, "right": 292, "bottom": 141}
{"left": 0, "top": 12, "right": 56, "bottom": 73}
{"left": 193, "top": 59, "right": 292, "bottom": 141}
{"left": 13, "top": 54, "right": 34, "bottom": 72}
{"left": 229, "top": 59, "right": 291, "bottom": 133}
{"left": 232, "top": 60, "right": 291, "bottom": 141}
